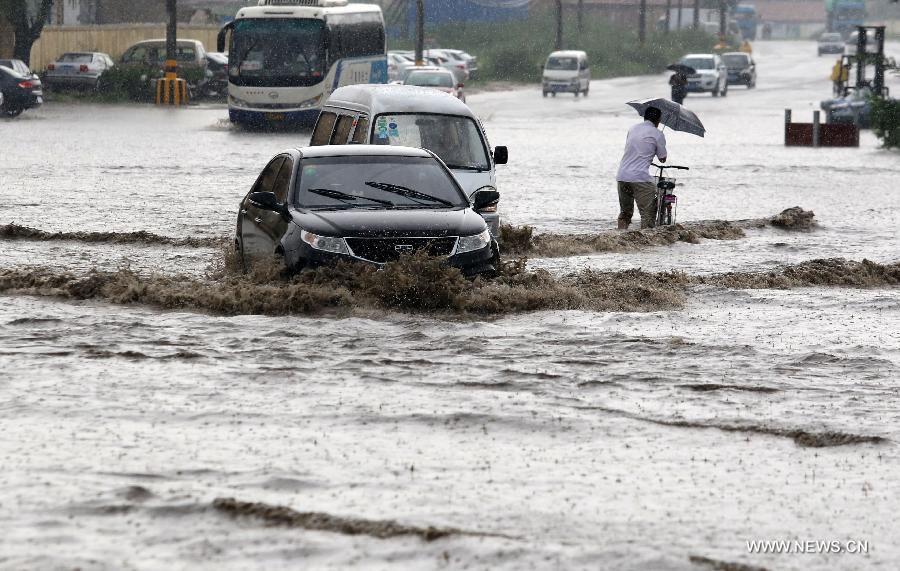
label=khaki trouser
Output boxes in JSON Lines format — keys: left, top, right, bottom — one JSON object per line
{"left": 617, "top": 181, "right": 657, "bottom": 229}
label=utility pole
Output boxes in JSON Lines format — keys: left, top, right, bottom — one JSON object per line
{"left": 555, "top": 0, "right": 563, "bottom": 50}
{"left": 676, "top": 0, "right": 683, "bottom": 30}
{"left": 414, "top": 0, "right": 423, "bottom": 65}
{"left": 639, "top": 0, "right": 647, "bottom": 44}
{"left": 693, "top": 0, "right": 700, "bottom": 29}
{"left": 166, "top": 0, "right": 176, "bottom": 71}
{"left": 577, "top": 0, "right": 584, "bottom": 37}
{"left": 665, "top": 0, "right": 671, "bottom": 34}
{"left": 719, "top": 0, "right": 726, "bottom": 40}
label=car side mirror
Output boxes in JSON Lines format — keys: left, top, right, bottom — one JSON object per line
{"left": 473, "top": 189, "right": 500, "bottom": 211}
{"left": 493, "top": 145, "right": 508, "bottom": 165}
{"left": 249, "top": 191, "right": 289, "bottom": 217}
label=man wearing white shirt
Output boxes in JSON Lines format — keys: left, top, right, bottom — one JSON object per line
{"left": 616, "top": 107, "right": 667, "bottom": 229}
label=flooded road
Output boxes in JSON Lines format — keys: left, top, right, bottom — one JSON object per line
{"left": 2, "top": 41, "right": 899, "bottom": 570}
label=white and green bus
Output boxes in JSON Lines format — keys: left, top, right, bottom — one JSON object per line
{"left": 218, "top": 0, "right": 387, "bottom": 127}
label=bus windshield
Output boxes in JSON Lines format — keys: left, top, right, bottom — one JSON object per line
{"left": 230, "top": 18, "right": 326, "bottom": 87}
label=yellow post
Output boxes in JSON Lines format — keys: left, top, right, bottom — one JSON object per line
{"left": 155, "top": 58, "right": 188, "bottom": 106}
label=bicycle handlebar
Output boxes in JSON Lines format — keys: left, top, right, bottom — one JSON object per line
{"left": 652, "top": 164, "right": 690, "bottom": 170}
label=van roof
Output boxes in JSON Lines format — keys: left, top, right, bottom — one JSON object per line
{"left": 547, "top": 50, "right": 587, "bottom": 58}
{"left": 128, "top": 39, "right": 204, "bottom": 47}
{"left": 324, "top": 84, "right": 476, "bottom": 118}
{"left": 295, "top": 144, "right": 432, "bottom": 159}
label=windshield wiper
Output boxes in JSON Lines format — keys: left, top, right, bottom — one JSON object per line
{"left": 443, "top": 163, "right": 487, "bottom": 172}
{"left": 306, "top": 187, "right": 394, "bottom": 207}
{"left": 364, "top": 181, "right": 454, "bottom": 207}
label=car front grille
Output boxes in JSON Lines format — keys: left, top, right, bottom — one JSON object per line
{"left": 345, "top": 237, "right": 458, "bottom": 264}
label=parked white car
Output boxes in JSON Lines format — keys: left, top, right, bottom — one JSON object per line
{"left": 387, "top": 52, "right": 416, "bottom": 82}
{"left": 680, "top": 53, "right": 728, "bottom": 97}
{"left": 45, "top": 52, "right": 114, "bottom": 90}
{"left": 404, "top": 66, "right": 465, "bottom": 102}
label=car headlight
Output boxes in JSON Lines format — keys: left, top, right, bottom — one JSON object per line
{"left": 300, "top": 229, "right": 350, "bottom": 255}
{"left": 455, "top": 228, "right": 491, "bottom": 254}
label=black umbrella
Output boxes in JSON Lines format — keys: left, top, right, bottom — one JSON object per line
{"left": 667, "top": 63, "right": 696, "bottom": 75}
{"left": 626, "top": 98, "right": 706, "bottom": 137}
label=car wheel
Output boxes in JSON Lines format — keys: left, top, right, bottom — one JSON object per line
{"left": 542, "top": 91, "right": 547, "bottom": 98}
{"left": 712, "top": 81, "right": 720, "bottom": 97}
{"left": 574, "top": 90, "right": 579, "bottom": 97}
{"left": 2, "top": 106, "right": 23, "bottom": 118}
{"left": 722, "top": 83, "right": 728, "bottom": 96}
{"left": 551, "top": 92, "right": 556, "bottom": 97}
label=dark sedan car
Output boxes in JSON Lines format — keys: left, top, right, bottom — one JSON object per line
{"left": 236, "top": 145, "right": 500, "bottom": 277}
{"left": 722, "top": 52, "right": 756, "bottom": 88}
{"left": 0, "top": 66, "right": 42, "bottom": 118}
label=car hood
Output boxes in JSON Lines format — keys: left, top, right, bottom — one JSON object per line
{"left": 290, "top": 207, "right": 486, "bottom": 238}
{"left": 450, "top": 170, "right": 494, "bottom": 198}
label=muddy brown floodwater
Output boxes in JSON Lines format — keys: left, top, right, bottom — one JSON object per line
{"left": 1, "top": 41, "right": 899, "bottom": 570}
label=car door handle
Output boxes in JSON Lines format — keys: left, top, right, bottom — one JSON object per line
{"left": 254, "top": 217, "right": 263, "bottom": 224}
{"left": 241, "top": 209, "right": 248, "bottom": 216}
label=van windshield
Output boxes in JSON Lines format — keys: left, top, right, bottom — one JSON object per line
{"left": 546, "top": 56, "right": 578, "bottom": 70}
{"left": 680, "top": 57, "right": 714, "bottom": 70}
{"left": 370, "top": 114, "right": 491, "bottom": 171}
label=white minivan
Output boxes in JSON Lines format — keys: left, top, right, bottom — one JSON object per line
{"left": 542, "top": 50, "right": 590, "bottom": 97}
{"left": 309, "top": 84, "right": 508, "bottom": 239}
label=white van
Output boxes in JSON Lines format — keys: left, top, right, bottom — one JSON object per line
{"left": 542, "top": 50, "right": 590, "bottom": 97}
{"left": 310, "top": 84, "right": 508, "bottom": 238}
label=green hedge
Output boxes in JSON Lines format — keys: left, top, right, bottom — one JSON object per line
{"left": 390, "top": 8, "right": 716, "bottom": 83}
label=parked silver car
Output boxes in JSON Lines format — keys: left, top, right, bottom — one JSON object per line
{"left": 387, "top": 52, "right": 417, "bottom": 82}
{"left": 439, "top": 49, "right": 478, "bottom": 80}
{"left": 45, "top": 52, "right": 114, "bottom": 90}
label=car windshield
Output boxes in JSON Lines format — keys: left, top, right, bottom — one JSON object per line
{"left": 820, "top": 33, "right": 841, "bottom": 42}
{"left": 546, "top": 56, "right": 577, "bottom": 70}
{"left": 681, "top": 57, "right": 714, "bottom": 70}
{"left": 405, "top": 72, "right": 454, "bottom": 87}
{"left": 59, "top": 53, "right": 93, "bottom": 63}
{"left": 370, "top": 114, "right": 490, "bottom": 171}
{"left": 723, "top": 54, "right": 749, "bottom": 67}
{"left": 230, "top": 18, "right": 326, "bottom": 87}
{"left": 294, "top": 156, "right": 465, "bottom": 209}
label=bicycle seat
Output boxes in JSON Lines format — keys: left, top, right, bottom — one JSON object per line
{"left": 658, "top": 180, "right": 676, "bottom": 190}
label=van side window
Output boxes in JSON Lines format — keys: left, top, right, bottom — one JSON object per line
{"left": 311, "top": 112, "right": 337, "bottom": 146}
{"left": 331, "top": 115, "right": 355, "bottom": 145}
{"left": 271, "top": 157, "right": 294, "bottom": 202}
{"left": 352, "top": 117, "right": 369, "bottom": 143}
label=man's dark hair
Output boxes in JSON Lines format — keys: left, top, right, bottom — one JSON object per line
{"left": 644, "top": 106, "right": 662, "bottom": 123}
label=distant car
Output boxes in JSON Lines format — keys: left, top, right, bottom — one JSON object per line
{"left": 0, "top": 58, "right": 40, "bottom": 82}
{"left": 817, "top": 32, "right": 844, "bottom": 56}
{"left": 542, "top": 50, "right": 591, "bottom": 97}
{"left": 404, "top": 67, "right": 465, "bottom": 102}
{"left": 203, "top": 51, "right": 228, "bottom": 98}
{"left": 235, "top": 145, "right": 500, "bottom": 277}
{"left": 119, "top": 39, "right": 209, "bottom": 94}
{"left": 423, "top": 49, "right": 469, "bottom": 83}
{"left": 44, "top": 52, "right": 114, "bottom": 90}
{"left": 0, "top": 65, "right": 43, "bottom": 118}
{"left": 438, "top": 49, "right": 478, "bottom": 80}
{"left": 0, "top": 58, "right": 42, "bottom": 94}
{"left": 387, "top": 52, "right": 416, "bottom": 82}
{"left": 722, "top": 52, "right": 756, "bottom": 88}
{"left": 680, "top": 53, "right": 728, "bottom": 97}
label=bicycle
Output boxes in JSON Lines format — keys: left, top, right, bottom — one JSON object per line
{"left": 651, "top": 163, "right": 690, "bottom": 226}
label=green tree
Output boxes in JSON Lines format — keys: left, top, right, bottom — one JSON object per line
{"left": 0, "top": 0, "right": 55, "bottom": 65}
